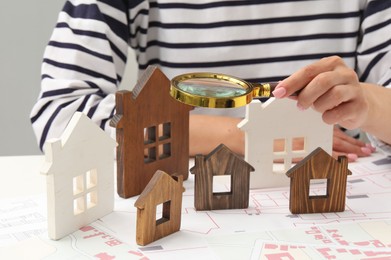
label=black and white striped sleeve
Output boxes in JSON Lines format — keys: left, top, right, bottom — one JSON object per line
{"left": 356, "top": 0, "right": 391, "bottom": 87}
{"left": 30, "top": 0, "right": 131, "bottom": 151}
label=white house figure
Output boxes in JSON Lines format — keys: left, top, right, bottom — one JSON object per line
{"left": 238, "top": 98, "right": 332, "bottom": 189}
{"left": 41, "top": 112, "right": 117, "bottom": 240}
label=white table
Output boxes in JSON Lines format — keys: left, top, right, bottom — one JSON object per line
{"left": 0, "top": 155, "right": 45, "bottom": 198}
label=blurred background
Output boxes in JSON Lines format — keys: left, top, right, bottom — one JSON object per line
{"left": 0, "top": 1, "right": 137, "bottom": 156}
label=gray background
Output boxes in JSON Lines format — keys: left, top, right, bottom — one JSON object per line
{"left": 0, "top": 1, "right": 137, "bottom": 156}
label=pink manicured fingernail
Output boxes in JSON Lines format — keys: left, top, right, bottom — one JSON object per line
{"left": 347, "top": 153, "right": 358, "bottom": 161}
{"left": 361, "top": 147, "right": 372, "bottom": 155}
{"left": 365, "top": 143, "right": 376, "bottom": 152}
{"left": 297, "top": 103, "right": 306, "bottom": 111}
{"left": 272, "top": 87, "right": 286, "bottom": 98}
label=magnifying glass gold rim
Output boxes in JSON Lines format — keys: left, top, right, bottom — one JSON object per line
{"left": 170, "top": 72, "right": 254, "bottom": 108}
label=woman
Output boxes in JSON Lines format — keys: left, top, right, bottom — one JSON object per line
{"left": 30, "top": 0, "right": 390, "bottom": 159}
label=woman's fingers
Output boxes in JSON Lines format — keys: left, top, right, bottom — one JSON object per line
{"left": 273, "top": 56, "right": 347, "bottom": 98}
{"left": 332, "top": 126, "right": 375, "bottom": 162}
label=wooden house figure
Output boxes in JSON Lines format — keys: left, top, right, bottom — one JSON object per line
{"left": 110, "top": 66, "right": 193, "bottom": 198}
{"left": 190, "top": 144, "right": 255, "bottom": 210}
{"left": 286, "top": 147, "right": 352, "bottom": 214}
{"left": 134, "top": 170, "right": 185, "bottom": 246}
{"left": 238, "top": 98, "right": 332, "bottom": 189}
{"left": 41, "top": 112, "right": 116, "bottom": 240}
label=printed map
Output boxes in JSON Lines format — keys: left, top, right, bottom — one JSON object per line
{"left": 1, "top": 155, "right": 391, "bottom": 259}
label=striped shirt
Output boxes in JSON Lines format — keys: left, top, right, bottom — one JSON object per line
{"left": 30, "top": 0, "right": 391, "bottom": 151}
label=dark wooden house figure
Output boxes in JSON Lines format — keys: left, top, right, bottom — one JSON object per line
{"left": 134, "top": 170, "right": 185, "bottom": 246}
{"left": 286, "top": 147, "right": 352, "bottom": 214}
{"left": 190, "top": 144, "right": 255, "bottom": 210}
{"left": 110, "top": 66, "right": 193, "bottom": 198}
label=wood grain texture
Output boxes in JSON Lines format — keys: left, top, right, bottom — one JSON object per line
{"left": 286, "top": 147, "right": 352, "bottom": 214}
{"left": 110, "top": 66, "right": 193, "bottom": 198}
{"left": 134, "top": 170, "right": 184, "bottom": 246}
{"left": 190, "top": 144, "right": 254, "bottom": 210}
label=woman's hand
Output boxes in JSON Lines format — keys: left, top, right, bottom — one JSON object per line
{"left": 332, "top": 126, "right": 374, "bottom": 162}
{"left": 272, "top": 56, "right": 370, "bottom": 130}
{"left": 271, "top": 56, "right": 377, "bottom": 161}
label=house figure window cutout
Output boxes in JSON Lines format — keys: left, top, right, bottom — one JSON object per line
{"left": 134, "top": 170, "right": 185, "bottom": 246}
{"left": 272, "top": 136, "right": 307, "bottom": 173}
{"left": 190, "top": 144, "right": 255, "bottom": 210}
{"left": 72, "top": 169, "right": 98, "bottom": 215}
{"left": 213, "top": 175, "right": 232, "bottom": 194}
{"left": 309, "top": 178, "right": 328, "bottom": 197}
{"left": 156, "top": 200, "right": 171, "bottom": 225}
{"left": 110, "top": 66, "right": 193, "bottom": 198}
{"left": 41, "top": 112, "right": 116, "bottom": 240}
{"left": 286, "top": 147, "right": 352, "bottom": 214}
{"left": 238, "top": 98, "right": 333, "bottom": 189}
{"left": 144, "top": 122, "right": 172, "bottom": 163}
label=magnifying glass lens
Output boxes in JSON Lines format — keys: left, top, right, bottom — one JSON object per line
{"left": 177, "top": 79, "right": 247, "bottom": 98}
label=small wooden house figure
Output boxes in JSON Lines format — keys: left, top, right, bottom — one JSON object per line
{"left": 190, "top": 144, "right": 255, "bottom": 210}
{"left": 110, "top": 66, "right": 193, "bottom": 198}
{"left": 238, "top": 98, "right": 333, "bottom": 189}
{"left": 134, "top": 170, "right": 185, "bottom": 246}
{"left": 286, "top": 147, "right": 352, "bottom": 214}
{"left": 41, "top": 112, "right": 116, "bottom": 240}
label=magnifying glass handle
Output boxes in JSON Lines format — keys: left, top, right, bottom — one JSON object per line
{"left": 252, "top": 82, "right": 278, "bottom": 98}
{"left": 253, "top": 82, "right": 298, "bottom": 98}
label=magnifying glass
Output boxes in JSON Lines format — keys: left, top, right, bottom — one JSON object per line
{"left": 170, "top": 72, "right": 280, "bottom": 108}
